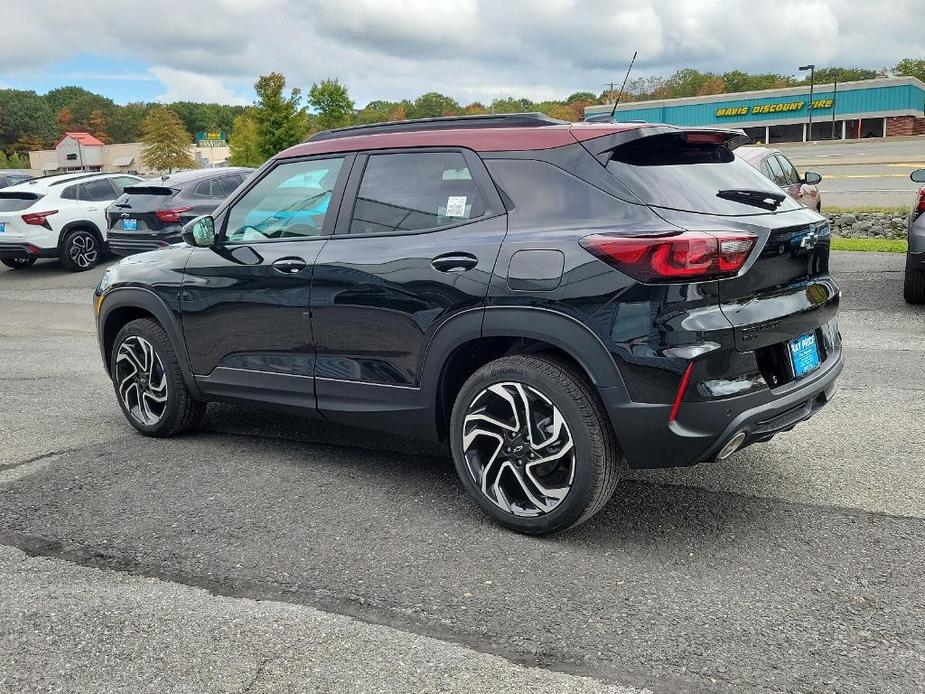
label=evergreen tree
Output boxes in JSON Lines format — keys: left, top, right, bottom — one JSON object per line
{"left": 139, "top": 106, "right": 195, "bottom": 172}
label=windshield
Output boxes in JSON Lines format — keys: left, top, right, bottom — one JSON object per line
{"left": 605, "top": 133, "right": 801, "bottom": 216}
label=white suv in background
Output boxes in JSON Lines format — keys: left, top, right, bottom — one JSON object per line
{"left": 0, "top": 172, "right": 141, "bottom": 271}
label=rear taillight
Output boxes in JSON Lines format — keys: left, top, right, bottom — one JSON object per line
{"left": 579, "top": 231, "right": 757, "bottom": 283}
{"left": 155, "top": 206, "right": 193, "bottom": 223}
{"left": 914, "top": 187, "right": 925, "bottom": 220}
{"left": 21, "top": 210, "right": 58, "bottom": 228}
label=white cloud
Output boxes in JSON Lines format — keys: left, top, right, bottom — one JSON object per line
{"left": 0, "top": 0, "right": 921, "bottom": 106}
{"left": 149, "top": 67, "right": 250, "bottom": 105}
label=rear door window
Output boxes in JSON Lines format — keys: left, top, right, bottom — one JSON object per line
{"left": 348, "top": 152, "right": 485, "bottom": 235}
{"left": 775, "top": 154, "right": 800, "bottom": 185}
{"left": 605, "top": 133, "right": 801, "bottom": 216}
{"left": 765, "top": 155, "right": 787, "bottom": 186}
{"left": 215, "top": 175, "right": 242, "bottom": 197}
{"left": 80, "top": 179, "right": 118, "bottom": 202}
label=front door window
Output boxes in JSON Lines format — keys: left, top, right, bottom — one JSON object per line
{"left": 224, "top": 157, "right": 345, "bottom": 243}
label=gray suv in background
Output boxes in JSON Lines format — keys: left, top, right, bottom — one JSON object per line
{"left": 904, "top": 169, "right": 925, "bottom": 304}
{"left": 105, "top": 168, "right": 253, "bottom": 257}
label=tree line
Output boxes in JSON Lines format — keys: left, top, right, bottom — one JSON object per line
{"left": 227, "top": 59, "right": 925, "bottom": 168}
{"left": 2, "top": 59, "right": 922, "bottom": 171}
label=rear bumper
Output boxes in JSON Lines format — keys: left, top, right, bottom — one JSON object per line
{"left": 601, "top": 341, "right": 843, "bottom": 469}
{"left": 0, "top": 242, "right": 56, "bottom": 259}
{"left": 908, "top": 250, "right": 925, "bottom": 269}
{"left": 108, "top": 231, "right": 180, "bottom": 257}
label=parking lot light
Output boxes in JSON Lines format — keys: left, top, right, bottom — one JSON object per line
{"left": 799, "top": 64, "right": 816, "bottom": 140}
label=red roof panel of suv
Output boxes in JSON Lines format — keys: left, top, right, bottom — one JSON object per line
{"left": 280, "top": 122, "right": 648, "bottom": 158}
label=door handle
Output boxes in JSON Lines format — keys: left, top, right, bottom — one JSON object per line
{"left": 431, "top": 252, "right": 478, "bottom": 273}
{"left": 272, "top": 257, "right": 307, "bottom": 274}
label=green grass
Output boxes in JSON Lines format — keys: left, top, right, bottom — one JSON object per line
{"left": 831, "top": 237, "right": 907, "bottom": 253}
{"left": 825, "top": 205, "right": 911, "bottom": 217}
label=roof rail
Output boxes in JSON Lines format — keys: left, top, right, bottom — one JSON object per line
{"left": 306, "top": 112, "right": 568, "bottom": 143}
{"left": 45, "top": 171, "right": 111, "bottom": 187}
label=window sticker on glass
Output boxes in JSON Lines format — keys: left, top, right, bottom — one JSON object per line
{"left": 445, "top": 195, "right": 468, "bottom": 218}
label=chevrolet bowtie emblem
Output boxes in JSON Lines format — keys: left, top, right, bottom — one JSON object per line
{"left": 800, "top": 230, "right": 819, "bottom": 250}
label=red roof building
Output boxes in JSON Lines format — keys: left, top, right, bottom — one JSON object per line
{"left": 56, "top": 132, "right": 105, "bottom": 148}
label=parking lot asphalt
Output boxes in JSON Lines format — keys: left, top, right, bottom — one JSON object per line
{"left": 778, "top": 137, "right": 925, "bottom": 208}
{"left": 1, "top": 252, "right": 923, "bottom": 693}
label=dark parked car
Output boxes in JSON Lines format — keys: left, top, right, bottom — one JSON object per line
{"left": 105, "top": 167, "right": 253, "bottom": 256}
{"left": 94, "top": 114, "right": 842, "bottom": 534}
{"left": 904, "top": 168, "right": 925, "bottom": 304}
{"left": 0, "top": 170, "right": 34, "bottom": 189}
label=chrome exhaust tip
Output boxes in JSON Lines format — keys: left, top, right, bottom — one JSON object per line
{"left": 716, "top": 430, "right": 748, "bottom": 462}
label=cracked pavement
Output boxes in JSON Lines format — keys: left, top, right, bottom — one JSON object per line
{"left": 0, "top": 252, "right": 923, "bottom": 693}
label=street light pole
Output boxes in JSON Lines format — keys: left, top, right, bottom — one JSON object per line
{"left": 799, "top": 64, "right": 815, "bottom": 141}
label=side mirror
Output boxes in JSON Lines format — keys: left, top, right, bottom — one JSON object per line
{"left": 803, "top": 171, "right": 822, "bottom": 185}
{"left": 181, "top": 216, "right": 216, "bottom": 247}
{"left": 911, "top": 169, "right": 925, "bottom": 183}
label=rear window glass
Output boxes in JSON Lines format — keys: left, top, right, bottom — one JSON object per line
{"left": 0, "top": 192, "right": 40, "bottom": 212}
{"left": 606, "top": 134, "right": 801, "bottom": 215}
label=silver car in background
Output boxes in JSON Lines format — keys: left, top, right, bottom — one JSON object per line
{"left": 904, "top": 168, "right": 925, "bottom": 304}
{"left": 736, "top": 146, "right": 823, "bottom": 212}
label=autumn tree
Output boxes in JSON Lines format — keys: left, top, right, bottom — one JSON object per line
{"left": 57, "top": 108, "right": 74, "bottom": 134}
{"left": 253, "top": 72, "right": 307, "bottom": 160}
{"left": 308, "top": 79, "right": 354, "bottom": 131}
{"left": 697, "top": 76, "right": 726, "bottom": 96}
{"left": 88, "top": 109, "right": 111, "bottom": 143}
{"left": 139, "top": 105, "right": 195, "bottom": 172}
{"left": 228, "top": 111, "right": 264, "bottom": 168}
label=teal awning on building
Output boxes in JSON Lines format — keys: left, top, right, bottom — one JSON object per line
{"left": 585, "top": 77, "right": 925, "bottom": 128}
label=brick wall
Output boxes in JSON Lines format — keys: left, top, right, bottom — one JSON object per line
{"left": 886, "top": 116, "right": 925, "bottom": 136}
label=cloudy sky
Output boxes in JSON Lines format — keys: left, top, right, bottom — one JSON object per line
{"left": 1, "top": 0, "right": 922, "bottom": 107}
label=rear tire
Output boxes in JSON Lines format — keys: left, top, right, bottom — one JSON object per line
{"left": 449, "top": 354, "right": 621, "bottom": 534}
{"left": 59, "top": 228, "right": 101, "bottom": 272}
{"left": 1, "top": 256, "right": 36, "bottom": 269}
{"left": 110, "top": 318, "right": 206, "bottom": 437}
{"left": 904, "top": 258, "right": 925, "bottom": 304}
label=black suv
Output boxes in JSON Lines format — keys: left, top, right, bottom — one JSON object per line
{"left": 106, "top": 167, "right": 253, "bottom": 256}
{"left": 95, "top": 114, "right": 842, "bottom": 534}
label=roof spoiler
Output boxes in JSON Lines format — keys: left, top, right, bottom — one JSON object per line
{"left": 575, "top": 124, "right": 749, "bottom": 165}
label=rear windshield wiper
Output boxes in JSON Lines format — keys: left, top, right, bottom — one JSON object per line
{"left": 717, "top": 189, "right": 786, "bottom": 211}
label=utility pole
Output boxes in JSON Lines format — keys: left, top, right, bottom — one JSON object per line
{"left": 603, "top": 82, "right": 617, "bottom": 103}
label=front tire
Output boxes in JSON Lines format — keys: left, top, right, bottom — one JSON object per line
{"left": 449, "top": 355, "right": 621, "bottom": 534}
{"left": 110, "top": 318, "right": 206, "bottom": 437}
{"left": 1, "top": 256, "right": 36, "bottom": 269}
{"left": 59, "top": 228, "right": 101, "bottom": 272}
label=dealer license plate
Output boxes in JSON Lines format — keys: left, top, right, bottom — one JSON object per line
{"left": 789, "top": 332, "right": 821, "bottom": 379}
{"left": 122, "top": 218, "right": 138, "bottom": 231}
